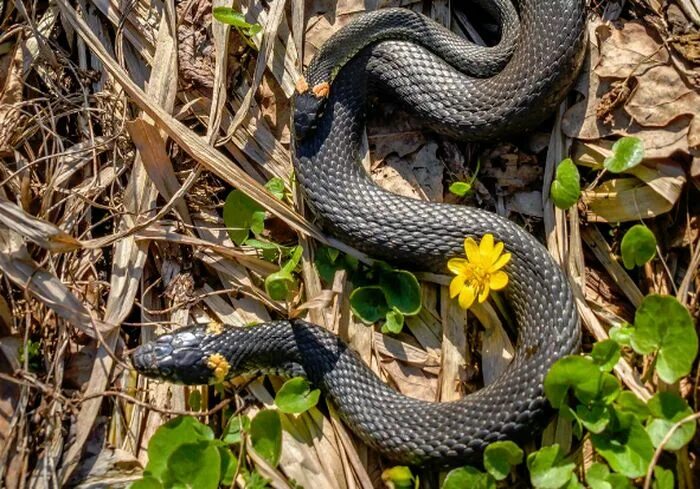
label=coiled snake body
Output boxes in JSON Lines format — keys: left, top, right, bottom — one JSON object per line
{"left": 133, "top": 0, "right": 586, "bottom": 466}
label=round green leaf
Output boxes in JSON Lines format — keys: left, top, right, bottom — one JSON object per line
{"left": 442, "top": 466, "right": 495, "bottom": 489}
{"left": 350, "top": 286, "right": 390, "bottom": 323}
{"left": 165, "top": 441, "right": 221, "bottom": 489}
{"left": 144, "top": 416, "right": 214, "bottom": 480}
{"left": 527, "top": 444, "right": 576, "bottom": 489}
{"left": 604, "top": 137, "right": 644, "bottom": 173}
{"left": 381, "top": 466, "right": 417, "bottom": 489}
{"left": 591, "top": 339, "right": 621, "bottom": 372}
{"left": 614, "top": 391, "right": 650, "bottom": 421}
{"left": 609, "top": 324, "right": 634, "bottom": 346}
{"left": 630, "top": 294, "right": 697, "bottom": 383}
{"left": 219, "top": 447, "right": 238, "bottom": 486}
{"left": 223, "top": 190, "right": 265, "bottom": 245}
{"left": 382, "top": 309, "right": 405, "bottom": 334}
{"left": 212, "top": 7, "right": 253, "bottom": 28}
{"left": 449, "top": 181, "right": 472, "bottom": 197}
{"left": 590, "top": 413, "right": 653, "bottom": 478}
{"left": 379, "top": 270, "right": 422, "bottom": 315}
{"left": 483, "top": 440, "right": 524, "bottom": 481}
{"left": 250, "top": 409, "right": 282, "bottom": 467}
{"left": 222, "top": 415, "right": 250, "bottom": 445}
{"left": 653, "top": 466, "right": 674, "bottom": 489}
{"left": 586, "top": 463, "right": 633, "bottom": 489}
{"left": 264, "top": 270, "right": 296, "bottom": 301}
{"left": 550, "top": 158, "right": 581, "bottom": 209}
{"left": 620, "top": 225, "right": 656, "bottom": 269}
{"left": 544, "top": 356, "right": 619, "bottom": 408}
{"left": 129, "top": 477, "right": 163, "bottom": 489}
{"left": 646, "top": 392, "right": 695, "bottom": 450}
{"left": 275, "top": 377, "right": 321, "bottom": 414}
{"left": 575, "top": 403, "right": 611, "bottom": 434}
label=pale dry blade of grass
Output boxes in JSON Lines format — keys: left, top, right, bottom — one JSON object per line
{"left": 438, "top": 287, "right": 468, "bottom": 401}
{"left": 580, "top": 225, "right": 645, "bottom": 307}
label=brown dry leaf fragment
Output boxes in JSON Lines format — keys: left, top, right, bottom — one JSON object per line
{"left": 371, "top": 142, "right": 444, "bottom": 201}
{"left": 564, "top": 21, "right": 700, "bottom": 159}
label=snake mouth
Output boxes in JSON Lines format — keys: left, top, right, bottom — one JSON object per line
{"left": 130, "top": 327, "right": 213, "bottom": 384}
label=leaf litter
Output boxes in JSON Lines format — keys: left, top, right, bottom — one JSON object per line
{"left": 0, "top": 1, "right": 698, "bottom": 488}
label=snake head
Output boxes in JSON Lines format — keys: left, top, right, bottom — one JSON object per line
{"left": 293, "top": 92, "right": 326, "bottom": 141}
{"left": 131, "top": 326, "right": 214, "bottom": 385}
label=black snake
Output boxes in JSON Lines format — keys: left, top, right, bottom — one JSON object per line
{"left": 132, "top": 0, "right": 586, "bottom": 466}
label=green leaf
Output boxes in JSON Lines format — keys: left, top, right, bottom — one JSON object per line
{"left": 350, "top": 286, "right": 390, "bottom": 323}
{"left": 264, "top": 270, "right": 295, "bottom": 301}
{"left": 652, "top": 466, "right": 674, "bottom": 489}
{"left": 609, "top": 325, "right": 634, "bottom": 346}
{"left": 381, "top": 466, "right": 418, "bottom": 489}
{"left": 527, "top": 444, "right": 576, "bottom": 489}
{"left": 620, "top": 225, "right": 656, "bottom": 269}
{"left": 222, "top": 415, "right": 250, "bottom": 445}
{"left": 265, "top": 177, "right": 286, "bottom": 200}
{"left": 379, "top": 270, "right": 422, "bottom": 315}
{"left": 646, "top": 392, "right": 695, "bottom": 450}
{"left": 212, "top": 7, "right": 253, "bottom": 28}
{"left": 615, "top": 391, "right": 650, "bottom": 421}
{"left": 449, "top": 181, "right": 473, "bottom": 197}
{"left": 165, "top": 441, "right": 221, "bottom": 489}
{"left": 630, "top": 294, "right": 698, "bottom": 383}
{"left": 586, "top": 463, "right": 633, "bottom": 489}
{"left": 144, "top": 416, "right": 214, "bottom": 480}
{"left": 591, "top": 412, "right": 654, "bottom": 478}
{"left": 550, "top": 158, "right": 581, "bottom": 209}
{"left": 544, "top": 356, "right": 619, "bottom": 408}
{"left": 219, "top": 447, "right": 238, "bottom": 486}
{"left": 483, "top": 441, "right": 524, "bottom": 481}
{"left": 250, "top": 410, "right": 282, "bottom": 467}
{"left": 604, "top": 137, "right": 644, "bottom": 173}
{"left": 129, "top": 477, "right": 163, "bottom": 489}
{"left": 246, "top": 23, "right": 262, "bottom": 37}
{"left": 591, "top": 340, "right": 621, "bottom": 372}
{"left": 381, "top": 309, "right": 405, "bottom": 334}
{"left": 275, "top": 377, "right": 321, "bottom": 414}
{"left": 442, "top": 466, "right": 495, "bottom": 489}
{"left": 575, "top": 403, "right": 611, "bottom": 434}
{"left": 315, "top": 246, "right": 343, "bottom": 283}
{"left": 223, "top": 190, "right": 265, "bottom": 245}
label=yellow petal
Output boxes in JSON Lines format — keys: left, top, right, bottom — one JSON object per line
{"left": 479, "top": 234, "right": 495, "bottom": 257}
{"left": 489, "top": 270, "right": 509, "bottom": 290}
{"left": 478, "top": 282, "right": 490, "bottom": 303}
{"left": 448, "top": 257, "right": 469, "bottom": 276}
{"left": 488, "top": 241, "right": 504, "bottom": 265}
{"left": 464, "top": 237, "right": 480, "bottom": 264}
{"left": 490, "top": 252, "right": 512, "bottom": 272}
{"left": 449, "top": 275, "right": 466, "bottom": 298}
{"left": 458, "top": 285, "right": 476, "bottom": 309}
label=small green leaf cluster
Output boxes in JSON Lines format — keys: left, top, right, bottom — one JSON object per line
{"left": 542, "top": 295, "right": 696, "bottom": 485}
{"left": 130, "top": 411, "right": 284, "bottom": 489}
{"left": 18, "top": 339, "right": 42, "bottom": 372}
{"left": 315, "top": 247, "right": 422, "bottom": 334}
{"left": 437, "top": 441, "right": 584, "bottom": 488}
{"left": 222, "top": 179, "right": 302, "bottom": 300}
{"left": 212, "top": 7, "right": 262, "bottom": 48}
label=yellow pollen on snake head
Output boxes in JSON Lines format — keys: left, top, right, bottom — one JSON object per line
{"left": 206, "top": 353, "right": 231, "bottom": 382}
{"left": 206, "top": 321, "right": 224, "bottom": 335}
{"left": 312, "top": 82, "right": 330, "bottom": 98}
{"left": 295, "top": 77, "right": 309, "bottom": 94}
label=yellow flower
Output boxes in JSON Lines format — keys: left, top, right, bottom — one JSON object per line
{"left": 447, "top": 234, "right": 511, "bottom": 310}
